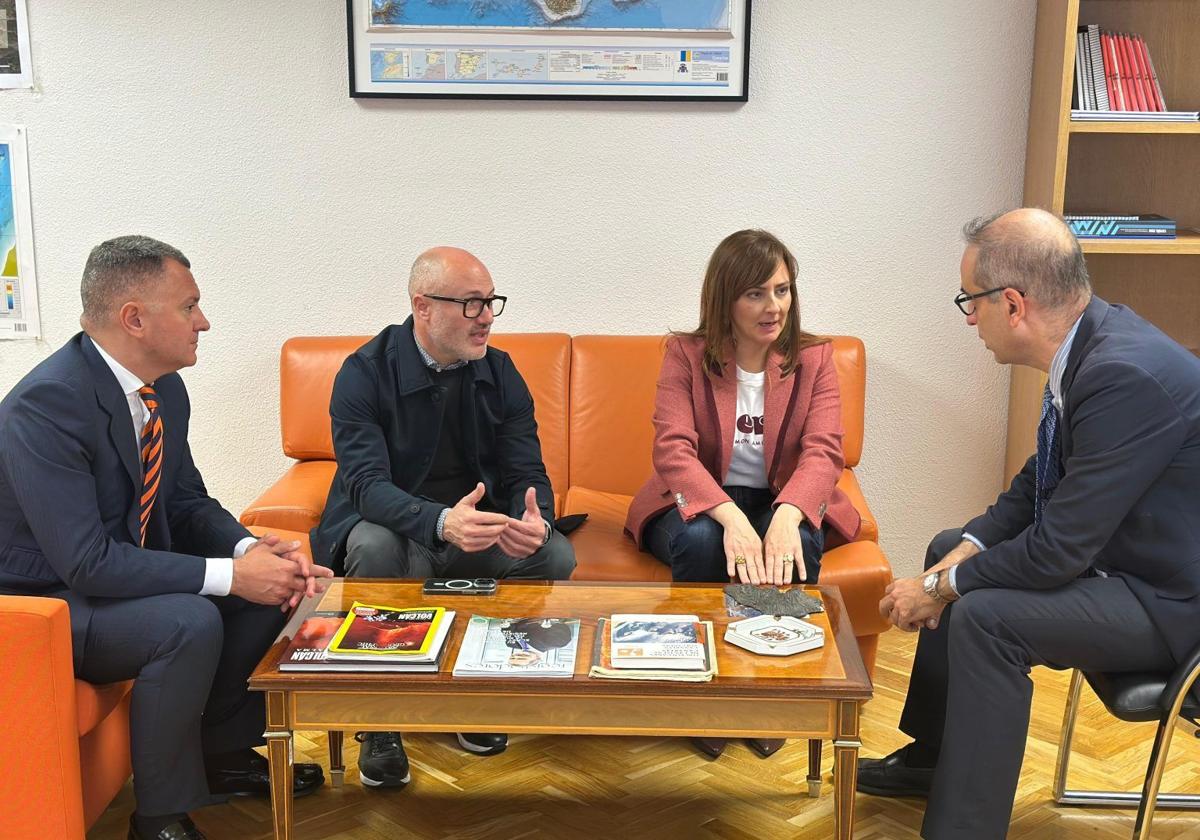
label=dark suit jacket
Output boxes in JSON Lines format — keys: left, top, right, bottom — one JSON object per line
{"left": 0, "top": 333, "right": 251, "bottom": 597}
{"left": 957, "top": 296, "right": 1200, "bottom": 681}
{"left": 311, "top": 318, "right": 555, "bottom": 571}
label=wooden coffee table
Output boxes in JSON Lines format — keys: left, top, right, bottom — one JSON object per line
{"left": 250, "top": 580, "right": 872, "bottom": 839}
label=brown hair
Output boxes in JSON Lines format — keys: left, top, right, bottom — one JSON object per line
{"left": 679, "top": 229, "right": 827, "bottom": 376}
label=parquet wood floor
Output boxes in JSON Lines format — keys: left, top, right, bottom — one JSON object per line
{"left": 87, "top": 631, "right": 1200, "bottom": 839}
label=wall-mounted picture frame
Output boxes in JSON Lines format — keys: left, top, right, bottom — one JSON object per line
{"left": 347, "top": 0, "right": 750, "bottom": 102}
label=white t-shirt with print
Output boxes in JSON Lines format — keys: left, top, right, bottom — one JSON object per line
{"left": 722, "top": 365, "right": 768, "bottom": 488}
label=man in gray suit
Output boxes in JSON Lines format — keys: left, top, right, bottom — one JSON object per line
{"left": 858, "top": 209, "right": 1200, "bottom": 838}
{"left": 0, "top": 237, "right": 333, "bottom": 840}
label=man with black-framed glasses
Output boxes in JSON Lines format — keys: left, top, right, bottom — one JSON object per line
{"left": 312, "top": 246, "right": 575, "bottom": 790}
{"left": 857, "top": 209, "right": 1200, "bottom": 838}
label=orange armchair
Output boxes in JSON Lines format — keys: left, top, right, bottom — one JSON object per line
{"left": 0, "top": 595, "right": 133, "bottom": 839}
{"left": 0, "top": 526, "right": 311, "bottom": 837}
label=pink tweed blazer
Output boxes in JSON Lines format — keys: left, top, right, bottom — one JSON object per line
{"left": 624, "top": 335, "right": 861, "bottom": 548}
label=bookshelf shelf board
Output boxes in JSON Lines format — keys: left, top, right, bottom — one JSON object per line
{"left": 1080, "top": 232, "right": 1200, "bottom": 255}
{"left": 1069, "top": 121, "right": 1200, "bottom": 134}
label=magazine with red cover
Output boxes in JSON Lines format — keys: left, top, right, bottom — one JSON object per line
{"left": 327, "top": 602, "right": 447, "bottom": 660}
{"left": 279, "top": 609, "right": 453, "bottom": 672}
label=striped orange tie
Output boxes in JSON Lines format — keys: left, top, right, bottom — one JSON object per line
{"left": 137, "top": 385, "right": 164, "bottom": 546}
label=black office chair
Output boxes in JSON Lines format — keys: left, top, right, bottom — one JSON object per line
{"left": 1052, "top": 640, "right": 1200, "bottom": 839}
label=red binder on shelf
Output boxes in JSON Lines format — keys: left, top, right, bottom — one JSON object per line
{"left": 1110, "top": 33, "right": 1131, "bottom": 110}
{"left": 1127, "top": 34, "right": 1153, "bottom": 111}
{"left": 1134, "top": 35, "right": 1165, "bottom": 111}
{"left": 1100, "top": 32, "right": 1122, "bottom": 110}
{"left": 1121, "top": 34, "right": 1149, "bottom": 111}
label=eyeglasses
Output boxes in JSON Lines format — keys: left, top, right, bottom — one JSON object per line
{"left": 424, "top": 294, "right": 507, "bottom": 318}
{"left": 953, "top": 286, "right": 1023, "bottom": 316}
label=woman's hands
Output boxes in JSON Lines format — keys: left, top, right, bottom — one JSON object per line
{"left": 709, "top": 502, "right": 766, "bottom": 584}
{"left": 763, "top": 503, "right": 805, "bottom": 585}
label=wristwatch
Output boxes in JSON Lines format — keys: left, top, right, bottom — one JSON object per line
{"left": 923, "top": 572, "right": 945, "bottom": 603}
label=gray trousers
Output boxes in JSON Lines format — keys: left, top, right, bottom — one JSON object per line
{"left": 344, "top": 519, "right": 576, "bottom": 581}
{"left": 911, "top": 529, "right": 1175, "bottom": 839}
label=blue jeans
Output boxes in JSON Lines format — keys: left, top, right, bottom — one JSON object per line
{"left": 645, "top": 485, "right": 826, "bottom": 583}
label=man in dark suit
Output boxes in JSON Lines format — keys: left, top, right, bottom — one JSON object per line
{"left": 857, "top": 209, "right": 1200, "bottom": 838}
{"left": 311, "top": 245, "right": 575, "bottom": 789}
{"left": 0, "top": 236, "right": 333, "bottom": 840}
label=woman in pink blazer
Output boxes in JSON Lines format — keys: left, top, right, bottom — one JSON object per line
{"left": 625, "top": 229, "right": 861, "bottom": 758}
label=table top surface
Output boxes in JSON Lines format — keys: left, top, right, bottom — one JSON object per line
{"left": 250, "top": 580, "right": 872, "bottom": 699}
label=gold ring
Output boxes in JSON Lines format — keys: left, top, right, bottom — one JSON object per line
{"left": 733, "top": 555, "right": 747, "bottom": 566}
{"left": 781, "top": 555, "right": 793, "bottom": 565}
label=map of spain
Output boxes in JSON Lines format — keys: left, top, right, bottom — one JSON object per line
{"left": 370, "top": 0, "right": 731, "bottom": 32}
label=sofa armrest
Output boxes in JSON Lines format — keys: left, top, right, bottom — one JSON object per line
{"left": 240, "top": 460, "right": 337, "bottom": 535}
{"left": 837, "top": 468, "right": 878, "bottom": 542}
{"left": 0, "top": 595, "right": 87, "bottom": 839}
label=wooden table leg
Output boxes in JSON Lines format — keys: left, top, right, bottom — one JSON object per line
{"left": 807, "top": 738, "right": 823, "bottom": 797}
{"left": 328, "top": 730, "right": 345, "bottom": 788}
{"left": 833, "top": 700, "right": 861, "bottom": 840}
{"left": 263, "top": 691, "right": 294, "bottom": 840}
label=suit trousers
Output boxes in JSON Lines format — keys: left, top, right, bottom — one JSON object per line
{"left": 60, "top": 589, "right": 287, "bottom": 817}
{"left": 343, "top": 519, "right": 576, "bottom": 581}
{"left": 904, "top": 529, "right": 1175, "bottom": 839}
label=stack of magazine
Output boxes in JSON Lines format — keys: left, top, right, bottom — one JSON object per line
{"left": 589, "top": 614, "right": 718, "bottom": 682}
{"left": 451, "top": 616, "right": 580, "bottom": 678}
{"left": 279, "top": 603, "right": 454, "bottom": 672}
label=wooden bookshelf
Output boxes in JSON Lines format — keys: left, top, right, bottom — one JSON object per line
{"left": 1006, "top": 0, "right": 1200, "bottom": 479}
{"left": 1069, "top": 121, "right": 1200, "bottom": 134}
{"left": 1080, "top": 231, "right": 1200, "bottom": 254}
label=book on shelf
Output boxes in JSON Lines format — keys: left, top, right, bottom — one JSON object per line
{"left": 608, "top": 614, "right": 707, "bottom": 670}
{"left": 589, "top": 618, "right": 718, "bottom": 682}
{"left": 279, "top": 610, "right": 453, "bottom": 672}
{"left": 451, "top": 616, "right": 580, "bottom": 677}
{"left": 1071, "top": 27, "right": 1191, "bottom": 120}
{"left": 1070, "top": 110, "right": 1198, "bottom": 122}
{"left": 326, "top": 602, "right": 451, "bottom": 662}
{"left": 1065, "top": 214, "right": 1176, "bottom": 238}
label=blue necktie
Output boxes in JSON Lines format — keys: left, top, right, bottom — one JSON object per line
{"left": 1035, "top": 383, "right": 1061, "bottom": 524}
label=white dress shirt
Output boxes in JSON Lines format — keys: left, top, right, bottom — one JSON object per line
{"left": 91, "top": 340, "right": 252, "bottom": 596}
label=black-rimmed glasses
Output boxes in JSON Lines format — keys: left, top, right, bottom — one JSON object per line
{"left": 953, "top": 287, "right": 1023, "bottom": 316}
{"left": 424, "top": 294, "right": 507, "bottom": 318}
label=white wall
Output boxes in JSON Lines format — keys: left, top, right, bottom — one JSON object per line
{"left": 0, "top": 1, "right": 1034, "bottom": 577}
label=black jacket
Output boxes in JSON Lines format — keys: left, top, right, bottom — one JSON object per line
{"left": 311, "top": 318, "right": 555, "bottom": 571}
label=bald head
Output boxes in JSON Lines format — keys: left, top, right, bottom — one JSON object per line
{"left": 408, "top": 246, "right": 492, "bottom": 300}
{"left": 962, "top": 209, "right": 1090, "bottom": 312}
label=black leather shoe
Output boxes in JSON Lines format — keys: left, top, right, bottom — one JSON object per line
{"left": 457, "top": 732, "right": 508, "bottom": 756}
{"left": 205, "top": 753, "right": 325, "bottom": 799}
{"left": 856, "top": 745, "right": 935, "bottom": 798}
{"left": 357, "top": 731, "right": 411, "bottom": 788}
{"left": 128, "top": 815, "right": 206, "bottom": 840}
{"left": 691, "top": 737, "right": 727, "bottom": 759}
{"left": 747, "top": 738, "right": 786, "bottom": 758}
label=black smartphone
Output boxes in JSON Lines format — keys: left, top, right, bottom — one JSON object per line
{"left": 422, "top": 577, "right": 498, "bottom": 596}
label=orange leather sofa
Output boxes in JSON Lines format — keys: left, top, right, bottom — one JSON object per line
{"left": 0, "top": 526, "right": 309, "bottom": 837}
{"left": 242, "top": 334, "right": 892, "bottom": 672}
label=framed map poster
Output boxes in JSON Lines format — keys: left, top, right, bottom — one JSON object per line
{"left": 347, "top": 0, "right": 750, "bottom": 101}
